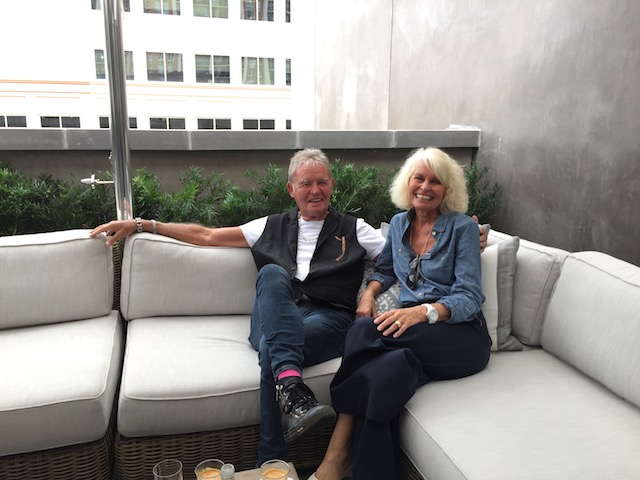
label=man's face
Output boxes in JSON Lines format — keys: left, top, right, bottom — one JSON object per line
{"left": 287, "top": 163, "right": 334, "bottom": 220}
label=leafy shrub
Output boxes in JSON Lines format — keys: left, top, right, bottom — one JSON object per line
{"left": 465, "top": 162, "right": 502, "bottom": 223}
{"left": 0, "top": 159, "right": 500, "bottom": 235}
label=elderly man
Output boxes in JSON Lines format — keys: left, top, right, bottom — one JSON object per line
{"left": 91, "top": 148, "right": 386, "bottom": 464}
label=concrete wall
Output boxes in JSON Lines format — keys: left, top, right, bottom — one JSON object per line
{"left": 313, "top": 0, "right": 640, "bottom": 266}
{"left": 0, "top": 129, "right": 477, "bottom": 190}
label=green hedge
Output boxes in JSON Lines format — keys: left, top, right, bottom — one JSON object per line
{"left": 0, "top": 160, "right": 500, "bottom": 236}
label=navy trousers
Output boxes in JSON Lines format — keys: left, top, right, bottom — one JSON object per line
{"left": 330, "top": 312, "right": 492, "bottom": 480}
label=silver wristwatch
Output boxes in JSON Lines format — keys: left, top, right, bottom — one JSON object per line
{"left": 422, "top": 303, "right": 439, "bottom": 324}
{"left": 135, "top": 217, "right": 143, "bottom": 233}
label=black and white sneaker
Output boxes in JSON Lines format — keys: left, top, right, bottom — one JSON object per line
{"left": 276, "top": 376, "right": 336, "bottom": 443}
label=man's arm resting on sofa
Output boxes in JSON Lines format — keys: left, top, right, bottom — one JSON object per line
{"left": 90, "top": 219, "right": 249, "bottom": 248}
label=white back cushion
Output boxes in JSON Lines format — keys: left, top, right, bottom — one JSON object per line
{"left": 0, "top": 230, "right": 113, "bottom": 329}
{"left": 542, "top": 251, "right": 640, "bottom": 409}
{"left": 120, "top": 233, "right": 257, "bottom": 320}
{"left": 489, "top": 231, "right": 568, "bottom": 346}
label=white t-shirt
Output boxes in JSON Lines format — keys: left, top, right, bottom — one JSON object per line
{"left": 240, "top": 215, "right": 385, "bottom": 281}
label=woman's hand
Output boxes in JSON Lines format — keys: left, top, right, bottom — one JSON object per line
{"left": 374, "top": 305, "right": 426, "bottom": 338}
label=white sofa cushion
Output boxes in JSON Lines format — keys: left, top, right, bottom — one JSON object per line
{"left": 0, "top": 313, "right": 123, "bottom": 455}
{"left": 0, "top": 230, "right": 113, "bottom": 329}
{"left": 120, "top": 233, "right": 257, "bottom": 320}
{"left": 400, "top": 349, "right": 640, "bottom": 480}
{"left": 488, "top": 231, "right": 568, "bottom": 346}
{"left": 117, "top": 315, "right": 340, "bottom": 437}
{"left": 542, "top": 251, "right": 640, "bottom": 409}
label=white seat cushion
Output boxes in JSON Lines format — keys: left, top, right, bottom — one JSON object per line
{"left": 0, "top": 313, "right": 123, "bottom": 455}
{"left": 118, "top": 315, "right": 341, "bottom": 437}
{"left": 400, "top": 349, "right": 640, "bottom": 480}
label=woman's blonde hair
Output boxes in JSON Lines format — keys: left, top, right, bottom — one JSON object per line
{"left": 389, "top": 147, "right": 468, "bottom": 213}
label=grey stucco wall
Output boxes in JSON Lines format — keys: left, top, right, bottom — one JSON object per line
{"left": 314, "top": 0, "right": 640, "bottom": 265}
{"left": 0, "top": 129, "right": 476, "bottom": 191}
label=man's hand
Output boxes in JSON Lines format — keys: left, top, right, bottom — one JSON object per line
{"left": 90, "top": 220, "right": 136, "bottom": 246}
{"left": 472, "top": 215, "right": 489, "bottom": 253}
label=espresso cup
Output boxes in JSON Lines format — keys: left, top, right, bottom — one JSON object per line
{"left": 259, "top": 459, "right": 290, "bottom": 480}
{"left": 194, "top": 458, "right": 225, "bottom": 479}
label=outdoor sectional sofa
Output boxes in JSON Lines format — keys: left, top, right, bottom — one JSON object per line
{"left": 1, "top": 227, "right": 639, "bottom": 480}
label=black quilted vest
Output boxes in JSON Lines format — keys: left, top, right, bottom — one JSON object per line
{"left": 251, "top": 207, "right": 366, "bottom": 311}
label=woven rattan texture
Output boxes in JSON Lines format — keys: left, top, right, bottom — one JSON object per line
{"left": 115, "top": 423, "right": 334, "bottom": 480}
{"left": 0, "top": 426, "right": 113, "bottom": 480}
{"left": 111, "top": 239, "right": 124, "bottom": 312}
{"left": 398, "top": 449, "right": 425, "bottom": 480}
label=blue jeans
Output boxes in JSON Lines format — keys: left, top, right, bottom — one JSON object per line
{"left": 248, "top": 264, "right": 353, "bottom": 465}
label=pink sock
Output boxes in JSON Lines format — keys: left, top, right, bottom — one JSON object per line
{"left": 277, "top": 369, "right": 302, "bottom": 380}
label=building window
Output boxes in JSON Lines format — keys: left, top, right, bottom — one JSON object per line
{"left": 1, "top": 115, "right": 27, "bottom": 128}
{"left": 242, "top": 57, "right": 274, "bottom": 85}
{"left": 286, "top": 119, "right": 291, "bottom": 130}
{"left": 61, "top": 117, "right": 81, "bottom": 128}
{"left": 214, "top": 55, "right": 230, "bottom": 83}
{"left": 40, "top": 116, "right": 80, "bottom": 128}
{"left": 286, "top": 0, "right": 290, "bottom": 22}
{"left": 41, "top": 117, "right": 60, "bottom": 128}
{"left": 150, "top": 117, "right": 168, "bottom": 129}
{"left": 198, "top": 118, "right": 214, "bottom": 129}
{"left": 194, "top": 0, "right": 227, "bottom": 18}
{"left": 150, "top": 117, "right": 185, "bottom": 129}
{"left": 95, "top": 49, "right": 105, "bottom": 79}
{"left": 100, "top": 117, "right": 137, "bottom": 128}
{"left": 195, "top": 55, "right": 212, "bottom": 83}
{"left": 242, "top": 57, "right": 257, "bottom": 84}
{"left": 286, "top": 58, "right": 291, "bottom": 86}
{"left": 216, "top": 118, "right": 231, "bottom": 129}
{"left": 147, "top": 52, "right": 183, "bottom": 82}
{"left": 195, "top": 55, "right": 229, "bottom": 83}
{"left": 243, "top": 119, "right": 258, "bottom": 130}
{"left": 144, "top": 0, "right": 180, "bottom": 15}
{"left": 124, "top": 51, "right": 135, "bottom": 80}
{"left": 92, "top": 0, "right": 130, "bottom": 11}
{"left": 243, "top": 118, "right": 274, "bottom": 130}
{"left": 198, "top": 118, "right": 232, "bottom": 129}
{"left": 241, "top": 0, "right": 273, "bottom": 21}
{"left": 95, "top": 50, "right": 134, "bottom": 80}
{"left": 169, "top": 118, "right": 185, "bottom": 129}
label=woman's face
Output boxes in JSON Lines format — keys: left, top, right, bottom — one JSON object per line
{"left": 408, "top": 162, "right": 445, "bottom": 214}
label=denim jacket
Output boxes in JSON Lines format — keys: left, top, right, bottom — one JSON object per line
{"left": 368, "top": 210, "right": 484, "bottom": 324}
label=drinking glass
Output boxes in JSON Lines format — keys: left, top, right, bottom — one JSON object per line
{"left": 259, "top": 459, "right": 290, "bottom": 480}
{"left": 153, "top": 459, "right": 183, "bottom": 480}
{"left": 194, "top": 458, "right": 225, "bottom": 479}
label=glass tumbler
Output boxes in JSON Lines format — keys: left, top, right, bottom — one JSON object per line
{"left": 153, "top": 459, "right": 183, "bottom": 480}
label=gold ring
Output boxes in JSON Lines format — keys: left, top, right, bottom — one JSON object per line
{"left": 394, "top": 320, "right": 402, "bottom": 328}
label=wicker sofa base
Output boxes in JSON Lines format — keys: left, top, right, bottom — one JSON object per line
{"left": 398, "top": 449, "right": 425, "bottom": 480}
{"left": 0, "top": 431, "right": 113, "bottom": 480}
{"left": 114, "top": 423, "right": 334, "bottom": 480}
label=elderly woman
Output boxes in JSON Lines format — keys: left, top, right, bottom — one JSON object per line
{"left": 310, "top": 147, "right": 492, "bottom": 480}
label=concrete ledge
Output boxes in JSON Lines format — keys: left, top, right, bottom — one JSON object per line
{"left": 0, "top": 129, "right": 481, "bottom": 151}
